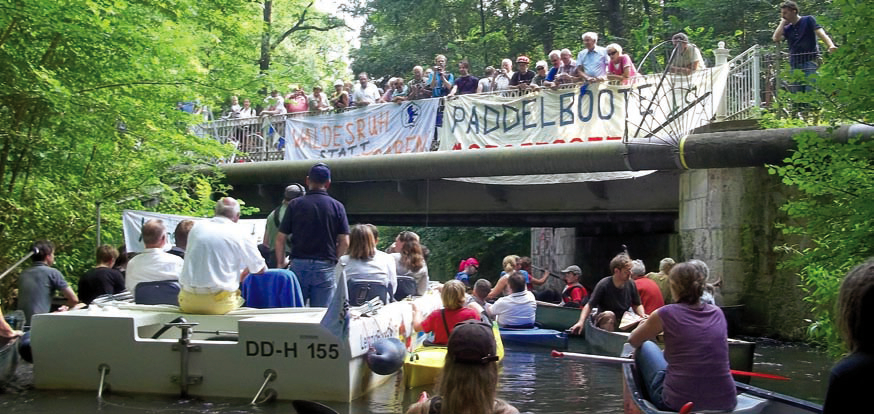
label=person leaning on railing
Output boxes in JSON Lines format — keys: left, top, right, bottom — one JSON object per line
{"left": 772, "top": 0, "right": 837, "bottom": 94}
{"left": 330, "top": 80, "right": 350, "bottom": 111}
{"left": 605, "top": 43, "right": 638, "bottom": 83}
{"left": 668, "top": 33, "right": 706, "bottom": 75}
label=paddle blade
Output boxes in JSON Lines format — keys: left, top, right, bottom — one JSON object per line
{"left": 551, "top": 350, "right": 564, "bottom": 358}
{"left": 679, "top": 402, "right": 694, "bottom": 414}
{"left": 730, "top": 369, "right": 790, "bottom": 381}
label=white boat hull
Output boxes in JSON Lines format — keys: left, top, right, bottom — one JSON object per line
{"left": 30, "top": 301, "right": 416, "bottom": 402}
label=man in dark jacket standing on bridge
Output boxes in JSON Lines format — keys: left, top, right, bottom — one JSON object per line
{"left": 275, "top": 163, "right": 350, "bottom": 307}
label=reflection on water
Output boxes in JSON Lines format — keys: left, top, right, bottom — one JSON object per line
{"left": 0, "top": 338, "right": 832, "bottom": 413}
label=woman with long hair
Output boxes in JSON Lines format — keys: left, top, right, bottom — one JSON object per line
{"left": 823, "top": 259, "right": 874, "bottom": 413}
{"left": 335, "top": 224, "right": 397, "bottom": 297}
{"left": 392, "top": 231, "right": 429, "bottom": 295}
{"left": 406, "top": 320, "right": 518, "bottom": 414}
{"left": 629, "top": 262, "right": 736, "bottom": 411}
{"left": 487, "top": 255, "right": 531, "bottom": 299}
{"left": 411, "top": 280, "right": 480, "bottom": 345}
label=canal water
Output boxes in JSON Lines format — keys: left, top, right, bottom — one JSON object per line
{"left": 0, "top": 338, "right": 832, "bottom": 413}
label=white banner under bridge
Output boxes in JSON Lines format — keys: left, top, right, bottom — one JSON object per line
{"left": 283, "top": 99, "right": 439, "bottom": 160}
{"left": 438, "top": 66, "right": 729, "bottom": 151}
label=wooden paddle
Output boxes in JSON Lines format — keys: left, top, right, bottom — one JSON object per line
{"left": 551, "top": 350, "right": 790, "bottom": 381}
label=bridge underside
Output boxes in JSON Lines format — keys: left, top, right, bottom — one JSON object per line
{"left": 228, "top": 170, "right": 679, "bottom": 229}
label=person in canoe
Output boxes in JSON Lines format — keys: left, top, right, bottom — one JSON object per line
{"left": 487, "top": 255, "right": 530, "bottom": 299}
{"left": 406, "top": 320, "right": 518, "bottom": 414}
{"left": 412, "top": 280, "right": 481, "bottom": 345}
{"left": 823, "top": 259, "right": 874, "bottom": 413}
{"left": 560, "top": 265, "right": 588, "bottom": 308}
{"left": 487, "top": 272, "right": 536, "bottom": 328}
{"left": 569, "top": 253, "right": 645, "bottom": 333}
{"left": 627, "top": 261, "right": 737, "bottom": 412}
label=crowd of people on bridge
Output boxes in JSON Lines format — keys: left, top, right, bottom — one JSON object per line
{"left": 200, "top": 31, "right": 712, "bottom": 122}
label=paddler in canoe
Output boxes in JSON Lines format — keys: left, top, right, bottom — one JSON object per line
{"left": 627, "top": 261, "right": 737, "bottom": 412}
{"left": 406, "top": 320, "right": 519, "bottom": 414}
{"left": 569, "top": 253, "right": 646, "bottom": 334}
{"left": 412, "top": 280, "right": 482, "bottom": 345}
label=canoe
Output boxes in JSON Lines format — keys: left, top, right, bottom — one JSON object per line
{"left": 404, "top": 322, "right": 505, "bottom": 388}
{"left": 30, "top": 298, "right": 417, "bottom": 402}
{"left": 499, "top": 327, "right": 568, "bottom": 349}
{"left": 622, "top": 362, "right": 822, "bottom": 413}
{"left": 0, "top": 335, "right": 19, "bottom": 387}
{"left": 585, "top": 314, "right": 756, "bottom": 373}
{"left": 534, "top": 301, "right": 581, "bottom": 331}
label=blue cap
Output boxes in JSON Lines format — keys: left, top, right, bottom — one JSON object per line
{"left": 308, "top": 162, "right": 331, "bottom": 183}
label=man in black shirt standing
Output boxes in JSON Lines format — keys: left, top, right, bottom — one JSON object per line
{"left": 510, "top": 56, "right": 536, "bottom": 90}
{"left": 275, "top": 163, "right": 350, "bottom": 307}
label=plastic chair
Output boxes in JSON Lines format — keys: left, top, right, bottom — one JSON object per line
{"left": 394, "top": 276, "right": 417, "bottom": 301}
{"left": 347, "top": 280, "right": 389, "bottom": 306}
{"left": 135, "top": 280, "right": 181, "bottom": 305}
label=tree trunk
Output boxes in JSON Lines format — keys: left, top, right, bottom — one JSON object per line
{"left": 259, "top": 0, "right": 272, "bottom": 74}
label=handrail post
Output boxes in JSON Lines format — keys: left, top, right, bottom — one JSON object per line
{"left": 714, "top": 41, "right": 731, "bottom": 122}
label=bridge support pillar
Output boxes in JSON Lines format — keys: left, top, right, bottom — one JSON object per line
{"left": 531, "top": 228, "right": 576, "bottom": 294}
{"left": 679, "top": 166, "right": 811, "bottom": 339}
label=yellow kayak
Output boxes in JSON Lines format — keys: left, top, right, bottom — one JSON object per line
{"left": 403, "top": 322, "right": 505, "bottom": 388}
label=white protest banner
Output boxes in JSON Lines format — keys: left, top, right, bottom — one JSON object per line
{"left": 283, "top": 99, "right": 439, "bottom": 160}
{"left": 122, "top": 210, "right": 265, "bottom": 253}
{"left": 438, "top": 66, "right": 728, "bottom": 151}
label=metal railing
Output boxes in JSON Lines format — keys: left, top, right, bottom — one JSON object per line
{"left": 723, "top": 45, "right": 762, "bottom": 121}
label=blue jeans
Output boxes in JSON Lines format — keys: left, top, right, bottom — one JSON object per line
{"left": 291, "top": 258, "right": 336, "bottom": 307}
{"left": 635, "top": 340, "right": 669, "bottom": 410}
{"left": 789, "top": 60, "right": 818, "bottom": 94}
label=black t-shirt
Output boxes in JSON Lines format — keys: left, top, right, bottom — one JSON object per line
{"left": 78, "top": 267, "right": 126, "bottom": 304}
{"left": 278, "top": 189, "right": 350, "bottom": 262}
{"left": 588, "top": 276, "right": 641, "bottom": 319}
{"left": 823, "top": 350, "right": 874, "bottom": 414}
{"left": 510, "top": 70, "right": 536, "bottom": 86}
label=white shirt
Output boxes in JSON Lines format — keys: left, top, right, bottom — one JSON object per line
{"left": 337, "top": 251, "right": 397, "bottom": 294}
{"left": 488, "top": 291, "right": 536, "bottom": 327}
{"left": 179, "top": 216, "right": 267, "bottom": 293}
{"left": 125, "top": 248, "right": 184, "bottom": 297}
{"left": 239, "top": 106, "right": 256, "bottom": 118}
{"left": 351, "top": 82, "right": 381, "bottom": 105}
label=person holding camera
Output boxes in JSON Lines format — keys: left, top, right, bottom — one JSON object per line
{"left": 427, "top": 54, "right": 455, "bottom": 97}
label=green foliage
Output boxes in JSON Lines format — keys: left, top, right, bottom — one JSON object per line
{"left": 767, "top": 0, "right": 874, "bottom": 355}
{"left": 376, "top": 226, "right": 530, "bottom": 282}
{"left": 770, "top": 130, "right": 874, "bottom": 355}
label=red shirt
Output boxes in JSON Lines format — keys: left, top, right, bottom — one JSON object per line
{"left": 634, "top": 277, "right": 665, "bottom": 314}
{"left": 421, "top": 307, "right": 480, "bottom": 345}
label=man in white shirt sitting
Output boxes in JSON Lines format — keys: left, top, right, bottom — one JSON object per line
{"left": 178, "top": 197, "right": 267, "bottom": 314}
{"left": 487, "top": 272, "right": 536, "bottom": 328}
{"left": 125, "top": 219, "right": 184, "bottom": 299}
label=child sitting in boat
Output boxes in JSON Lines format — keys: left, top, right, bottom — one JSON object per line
{"left": 628, "top": 261, "right": 736, "bottom": 412}
{"left": 823, "top": 259, "right": 874, "bottom": 413}
{"left": 560, "top": 265, "right": 588, "bottom": 308}
{"left": 487, "top": 272, "right": 536, "bottom": 328}
{"left": 405, "top": 320, "right": 519, "bottom": 414}
{"left": 412, "top": 280, "right": 481, "bottom": 345}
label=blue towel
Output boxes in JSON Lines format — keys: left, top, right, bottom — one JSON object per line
{"left": 240, "top": 269, "right": 304, "bottom": 308}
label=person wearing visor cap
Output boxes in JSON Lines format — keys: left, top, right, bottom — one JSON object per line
{"left": 509, "top": 55, "right": 536, "bottom": 90}
{"left": 405, "top": 320, "right": 519, "bottom": 414}
{"left": 454, "top": 257, "right": 479, "bottom": 287}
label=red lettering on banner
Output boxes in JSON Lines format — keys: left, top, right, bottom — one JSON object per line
{"left": 452, "top": 142, "right": 462, "bottom": 150}
{"left": 588, "top": 137, "right": 603, "bottom": 141}
{"left": 469, "top": 144, "right": 481, "bottom": 149}
{"left": 356, "top": 119, "right": 366, "bottom": 140}
{"left": 606, "top": 136, "right": 621, "bottom": 140}
{"left": 521, "top": 142, "right": 533, "bottom": 146}
{"left": 485, "top": 145, "right": 498, "bottom": 148}
{"left": 570, "top": 137, "right": 583, "bottom": 143}
{"left": 535, "top": 142, "right": 548, "bottom": 145}
{"left": 553, "top": 139, "right": 566, "bottom": 144}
